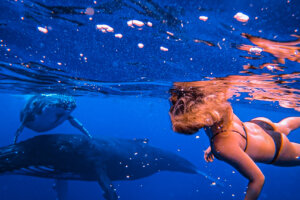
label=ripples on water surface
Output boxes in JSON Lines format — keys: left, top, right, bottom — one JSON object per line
{"left": 0, "top": 0, "right": 299, "bottom": 111}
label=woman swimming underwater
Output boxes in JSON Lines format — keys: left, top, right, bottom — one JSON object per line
{"left": 168, "top": 82, "right": 300, "bottom": 200}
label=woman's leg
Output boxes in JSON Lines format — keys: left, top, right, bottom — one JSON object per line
{"left": 274, "top": 141, "right": 300, "bottom": 166}
{"left": 275, "top": 117, "right": 300, "bottom": 136}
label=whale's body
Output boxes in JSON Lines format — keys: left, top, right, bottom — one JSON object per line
{"left": 14, "top": 95, "right": 91, "bottom": 143}
{"left": 0, "top": 134, "right": 211, "bottom": 199}
{"left": 20, "top": 94, "right": 76, "bottom": 132}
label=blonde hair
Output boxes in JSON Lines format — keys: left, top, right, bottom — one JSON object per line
{"left": 169, "top": 82, "right": 233, "bottom": 134}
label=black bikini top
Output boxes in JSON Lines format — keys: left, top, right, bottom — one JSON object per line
{"left": 210, "top": 123, "right": 248, "bottom": 151}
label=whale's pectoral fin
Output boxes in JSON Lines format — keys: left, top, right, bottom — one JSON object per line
{"left": 53, "top": 179, "right": 68, "bottom": 200}
{"left": 68, "top": 116, "right": 92, "bottom": 138}
{"left": 97, "top": 170, "right": 118, "bottom": 200}
{"left": 14, "top": 123, "right": 24, "bottom": 144}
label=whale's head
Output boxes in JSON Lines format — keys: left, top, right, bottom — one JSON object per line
{"left": 46, "top": 94, "right": 76, "bottom": 112}
{"left": 33, "top": 94, "right": 76, "bottom": 112}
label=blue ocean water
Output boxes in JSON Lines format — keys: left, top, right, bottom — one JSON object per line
{"left": 0, "top": 0, "right": 299, "bottom": 200}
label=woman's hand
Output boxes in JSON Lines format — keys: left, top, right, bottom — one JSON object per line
{"left": 204, "top": 146, "right": 214, "bottom": 162}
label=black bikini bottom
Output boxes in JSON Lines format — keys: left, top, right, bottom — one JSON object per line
{"left": 250, "top": 120, "right": 282, "bottom": 164}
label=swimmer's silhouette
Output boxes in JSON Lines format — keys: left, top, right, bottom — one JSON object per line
{"left": 169, "top": 81, "right": 300, "bottom": 200}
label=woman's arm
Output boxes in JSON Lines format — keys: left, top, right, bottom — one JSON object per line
{"left": 216, "top": 147, "right": 265, "bottom": 200}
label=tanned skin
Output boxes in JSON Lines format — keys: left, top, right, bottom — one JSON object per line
{"left": 199, "top": 115, "right": 300, "bottom": 200}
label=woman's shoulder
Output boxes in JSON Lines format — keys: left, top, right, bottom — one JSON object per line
{"left": 211, "top": 138, "right": 244, "bottom": 161}
{"left": 211, "top": 132, "right": 242, "bottom": 156}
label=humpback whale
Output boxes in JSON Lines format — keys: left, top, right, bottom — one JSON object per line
{"left": 14, "top": 94, "right": 91, "bottom": 143}
{"left": 0, "top": 134, "right": 217, "bottom": 200}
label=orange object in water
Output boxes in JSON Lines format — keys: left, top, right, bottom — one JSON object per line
{"left": 240, "top": 33, "right": 300, "bottom": 64}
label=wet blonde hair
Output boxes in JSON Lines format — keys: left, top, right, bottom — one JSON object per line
{"left": 169, "top": 82, "right": 233, "bottom": 134}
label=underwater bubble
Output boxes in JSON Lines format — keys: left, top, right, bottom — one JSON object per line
{"left": 96, "top": 24, "right": 114, "bottom": 33}
{"left": 234, "top": 12, "right": 249, "bottom": 22}
{"left": 127, "top": 20, "right": 144, "bottom": 28}
{"left": 160, "top": 46, "right": 168, "bottom": 51}
{"left": 37, "top": 27, "right": 48, "bottom": 34}
{"left": 115, "top": 34, "right": 123, "bottom": 39}
{"left": 138, "top": 43, "right": 144, "bottom": 48}
{"left": 249, "top": 47, "right": 263, "bottom": 54}
{"left": 199, "top": 16, "right": 208, "bottom": 21}
{"left": 166, "top": 31, "right": 174, "bottom": 36}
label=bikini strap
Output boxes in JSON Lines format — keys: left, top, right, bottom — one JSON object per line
{"left": 210, "top": 130, "right": 225, "bottom": 141}
{"left": 241, "top": 123, "right": 248, "bottom": 151}
{"left": 210, "top": 123, "right": 248, "bottom": 151}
